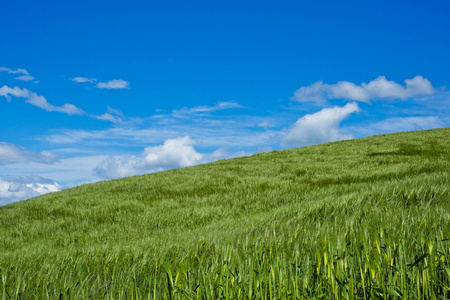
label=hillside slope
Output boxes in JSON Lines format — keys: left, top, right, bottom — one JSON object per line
{"left": 1, "top": 128, "right": 449, "bottom": 298}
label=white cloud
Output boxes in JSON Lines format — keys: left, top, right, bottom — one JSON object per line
{"left": 139, "top": 136, "right": 204, "bottom": 169}
{"left": 96, "top": 79, "right": 129, "bottom": 89}
{"left": 95, "top": 136, "right": 203, "bottom": 178}
{"left": 71, "top": 77, "right": 97, "bottom": 83}
{"left": 0, "top": 142, "right": 58, "bottom": 165}
{"left": 0, "top": 175, "right": 61, "bottom": 205}
{"left": 0, "top": 67, "right": 35, "bottom": 82}
{"left": 292, "top": 76, "right": 436, "bottom": 104}
{"left": 94, "top": 136, "right": 249, "bottom": 179}
{"left": 282, "top": 102, "right": 360, "bottom": 147}
{"left": 0, "top": 85, "right": 85, "bottom": 115}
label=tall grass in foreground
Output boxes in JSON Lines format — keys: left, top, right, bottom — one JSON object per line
{"left": 2, "top": 214, "right": 450, "bottom": 299}
{"left": 1, "top": 128, "right": 450, "bottom": 298}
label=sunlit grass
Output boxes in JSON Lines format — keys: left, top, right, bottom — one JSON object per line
{"left": 1, "top": 128, "right": 449, "bottom": 298}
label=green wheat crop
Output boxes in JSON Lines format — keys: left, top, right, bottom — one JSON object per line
{"left": 1, "top": 128, "right": 449, "bottom": 299}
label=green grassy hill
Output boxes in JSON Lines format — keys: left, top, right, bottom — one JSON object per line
{"left": 1, "top": 128, "right": 449, "bottom": 299}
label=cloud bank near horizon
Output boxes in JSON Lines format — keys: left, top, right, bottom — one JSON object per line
{"left": 0, "top": 175, "right": 61, "bottom": 205}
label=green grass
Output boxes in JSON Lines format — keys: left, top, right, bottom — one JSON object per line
{"left": 1, "top": 128, "right": 449, "bottom": 299}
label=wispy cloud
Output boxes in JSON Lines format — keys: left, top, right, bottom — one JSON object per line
{"left": 282, "top": 102, "right": 360, "bottom": 146}
{"left": 2, "top": 85, "right": 132, "bottom": 123}
{"left": 1, "top": 85, "right": 85, "bottom": 115}
{"left": 0, "top": 85, "right": 29, "bottom": 101}
{"left": 96, "top": 79, "right": 129, "bottom": 89}
{"left": 71, "top": 77, "right": 97, "bottom": 83}
{"left": 15, "top": 75, "right": 35, "bottom": 82}
{"left": 172, "top": 101, "right": 243, "bottom": 118}
{"left": 92, "top": 113, "right": 124, "bottom": 124}
{"left": 41, "top": 127, "right": 177, "bottom": 145}
{"left": 26, "top": 92, "right": 85, "bottom": 115}
{"left": 0, "top": 67, "right": 35, "bottom": 81}
{"left": 40, "top": 118, "right": 274, "bottom": 150}
{"left": 91, "top": 107, "right": 126, "bottom": 124}
{"left": 292, "top": 76, "right": 436, "bottom": 105}
{"left": 0, "top": 142, "right": 58, "bottom": 165}
{"left": 71, "top": 77, "right": 129, "bottom": 89}
{"left": 189, "top": 101, "right": 242, "bottom": 112}
{"left": 0, "top": 67, "right": 29, "bottom": 74}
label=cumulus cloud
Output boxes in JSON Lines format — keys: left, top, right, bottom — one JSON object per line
{"left": 292, "top": 76, "right": 436, "bottom": 104}
{"left": 0, "top": 175, "right": 61, "bottom": 205}
{"left": 140, "top": 136, "right": 203, "bottom": 169}
{"left": 0, "top": 67, "right": 35, "bottom": 81}
{"left": 96, "top": 79, "right": 129, "bottom": 89}
{"left": 95, "top": 136, "right": 203, "bottom": 178}
{"left": 0, "top": 85, "right": 85, "bottom": 115}
{"left": 282, "top": 102, "right": 360, "bottom": 147}
{"left": 94, "top": 136, "right": 249, "bottom": 179}
{"left": 71, "top": 77, "right": 97, "bottom": 83}
{"left": 0, "top": 142, "right": 58, "bottom": 165}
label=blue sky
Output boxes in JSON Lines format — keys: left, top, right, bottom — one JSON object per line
{"left": 1, "top": 0, "right": 449, "bottom": 205}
